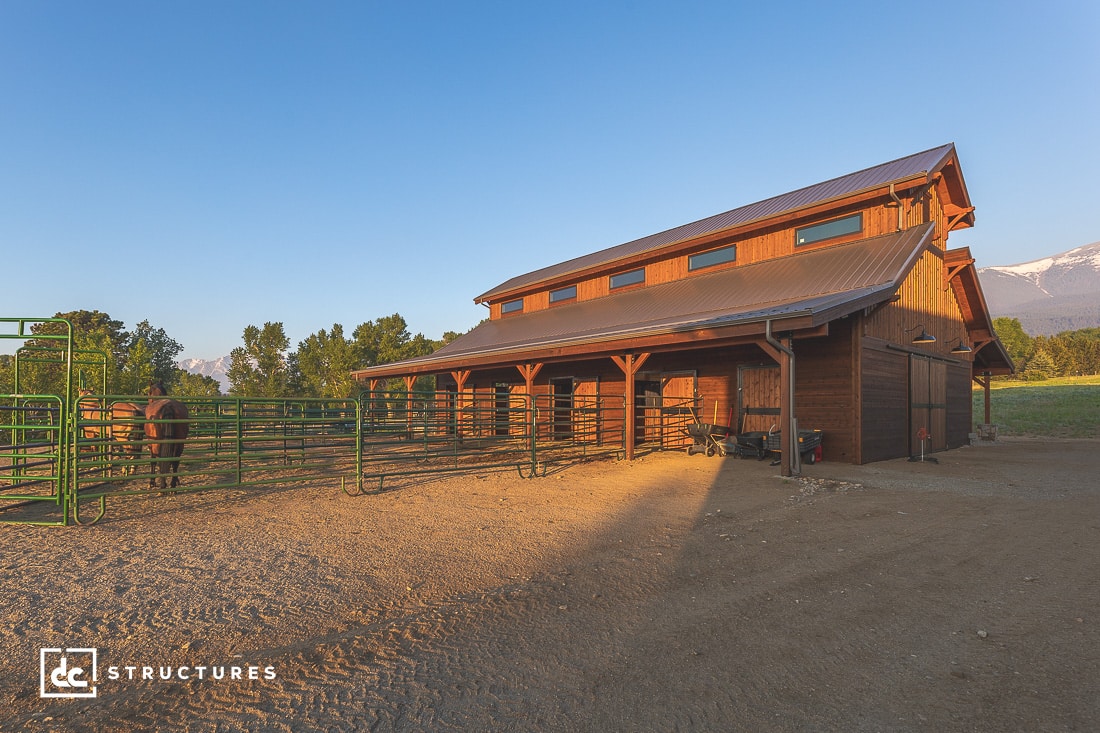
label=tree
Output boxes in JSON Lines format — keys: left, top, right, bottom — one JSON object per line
{"left": 129, "top": 320, "right": 184, "bottom": 386}
{"left": 295, "top": 324, "right": 358, "bottom": 398}
{"left": 993, "top": 317, "right": 1032, "bottom": 370}
{"left": 227, "top": 323, "right": 291, "bottom": 397}
{"left": 1024, "top": 347, "right": 1056, "bottom": 381}
{"left": 352, "top": 313, "right": 434, "bottom": 367}
{"left": 31, "top": 310, "right": 130, "bottom": 368}
{"left": 117, "top": 337, "right": 156, "bottom": 395}
{"left": 174, "top": 368, "right": 222, "bottom": 397}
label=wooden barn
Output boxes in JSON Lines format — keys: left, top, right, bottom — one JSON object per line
{"left": 353, "top": 143, "right": 1013, "bottom": 473}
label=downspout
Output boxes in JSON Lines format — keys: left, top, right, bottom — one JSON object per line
{"left": 889, "top": 183, "right": 904, "bottom": 231}
{"left": 766, "top": 320, "right": 800, "bottom": 476}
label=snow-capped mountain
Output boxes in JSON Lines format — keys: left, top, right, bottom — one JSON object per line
{"left": 979, "top": 241, "right": 1100, "bottom": 335}
{"left": 178, "top": 356, "right": 231, "bottom": 392}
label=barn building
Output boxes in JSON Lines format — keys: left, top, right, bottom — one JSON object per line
{"left": 352, "top": 143, "right": 1013, "bottom": 474}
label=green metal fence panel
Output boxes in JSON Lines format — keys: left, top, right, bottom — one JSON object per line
{"left": 69, "top": 395, "right": 361, "bottom": 524}
{"left": 355, "top": 389, "right": 538, "bottom": 492}
{"left": 0, "top": 395, "right": 68, "bottom": 526}
{"left": 0, "top": 318, "right": 78, "bottom": 526}
{"left": 530, "top": 392, "right": 627, "bottom": 465}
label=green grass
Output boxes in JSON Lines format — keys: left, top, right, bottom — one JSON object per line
{"left": 974, "top": 376, "right": 1100, "bottom": 438}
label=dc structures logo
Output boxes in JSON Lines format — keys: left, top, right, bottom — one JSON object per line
{"left": 40, "top": 648, "right": 98, "bottom": 698}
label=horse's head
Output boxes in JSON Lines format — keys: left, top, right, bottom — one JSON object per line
{"left": 148, "top": 380, "right": 168, "bottom": 397}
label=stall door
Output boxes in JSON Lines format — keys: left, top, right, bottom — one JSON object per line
{"left": 909, "top": 355, "right": 947, "bottom": 454}
{"left": 661, "top": 372, "right": 696, "bottom": 449}
{"left": 738, "top": 366, "right": 780, "bottom": 433}
{"left": 573, "top": 377, "right": 599, "bottom": 444}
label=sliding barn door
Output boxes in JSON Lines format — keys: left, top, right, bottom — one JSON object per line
{"left": 909, "top": 355, "right": 947, "bottom": 454}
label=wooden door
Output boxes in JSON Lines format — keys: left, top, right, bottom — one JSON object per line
{"left": 573, "top": 377, "right": 599, "bottom": 444}
{"left": 661, "top": 372, "right": 696, "bottom": 448}
{"left": 636, "top": 380, "right": 661, "bottom": 444}
{"left": 909, "top": 355, "right": 947, "bottom": 454}
{"left": 738, "top": 366, "right": 780, "bottom": 433}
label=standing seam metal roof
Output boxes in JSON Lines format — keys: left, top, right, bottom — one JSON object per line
{"left": 477, "top": 144, "right": 957, "bottom": 302}
{"left": 357, "top": 223, "right": 935, "bottom": 376}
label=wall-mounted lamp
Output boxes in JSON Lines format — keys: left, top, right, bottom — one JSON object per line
{"left": 905, "top": 324, "right": 936, "bottom": 344}
{"left": 949, "top": 337, "right": 973, "bottom": 354}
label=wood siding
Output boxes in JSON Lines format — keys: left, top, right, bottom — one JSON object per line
{"left": 793, "top": 319, "right": 858, "bottom": 463}
{"left": 863, "top": 248, "right": 970, "bottom": 360}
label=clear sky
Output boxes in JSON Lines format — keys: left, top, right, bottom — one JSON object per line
{"left": 2, "top": 1, "right": 1098, "bottom": 359}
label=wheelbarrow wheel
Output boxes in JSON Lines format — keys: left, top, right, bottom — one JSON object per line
{"left": 705, "top": 445, "right": 716, "bottom": 457}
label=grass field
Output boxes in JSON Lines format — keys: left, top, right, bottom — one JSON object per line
{"left": 975, "top": 375, "right": 1100, "bottom": 438}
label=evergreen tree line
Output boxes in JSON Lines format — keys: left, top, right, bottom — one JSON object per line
{"left": 0, "top": 310, "right": 464, "bottom": 399}
{"left": 993, "top": 317, "right": 1100, "bottom": 381}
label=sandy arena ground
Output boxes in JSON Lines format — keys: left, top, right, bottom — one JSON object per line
{"left": 1, "top": 437, "right": 1098, "bottom": 732}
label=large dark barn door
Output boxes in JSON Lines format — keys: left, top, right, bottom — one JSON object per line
{"left": 909, "top": 355, "right": 947, "bottom": 454}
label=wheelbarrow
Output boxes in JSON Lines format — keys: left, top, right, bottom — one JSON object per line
{"left": 685, "top": 422, "right": 731, "bottom": 457}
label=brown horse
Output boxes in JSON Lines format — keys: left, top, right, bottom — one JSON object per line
{"left": 145, "top": 381, "right": 190, "bottom": 490}
{"left": 76, "top": 389, "right": 146, "bottom": 475}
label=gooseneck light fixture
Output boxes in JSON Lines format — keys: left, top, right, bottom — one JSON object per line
{"left": 948, "top": 337, "right": 973, "bottom": 354}
{"left": 905, "top": 324, "right": 936, "bottom": 345}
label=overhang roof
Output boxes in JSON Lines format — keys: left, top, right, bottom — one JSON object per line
{"left": 945, "top": 247, "right": 1015, "bottom": 374}
{"left": 355, "top": 223, "right": 936, "bottom": 379}
{"left": 477, "top": 143, "right": 969, "bottom": 303}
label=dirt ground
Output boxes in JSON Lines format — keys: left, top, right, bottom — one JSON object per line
{"left": 1, "top": 437, "right": 1098, "bottom": 732}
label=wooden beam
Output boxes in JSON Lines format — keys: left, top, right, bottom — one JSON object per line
{"left": 943, "top": 262, "right": 971, "bottom": 290}
{"left": 611, "top": 352, "right": 651, "bottom": 460}
{"left": 973, "top": 373, "right": 992, "bottom": 425}
{"left": 404, "top": 375, "right": 417, "bottom": 433}
{"left": 353, "top": 316, "right": 825, "bottom": 380}
{"left": 754, "top": 337, "right": 795, "bottom": 476}
{"left": 451, "top": 370, "right": 471, "bottom": 393}
{"left": 946, "top": 206, "right": 976, "bottom": 232}
{"left": 515, "top": 362, "right": 543, "bottom": 394}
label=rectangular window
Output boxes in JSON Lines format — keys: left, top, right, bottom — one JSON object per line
{"left": 795, "top": 213, "right": 862, "bottom": 246}
{"left": 688, "top": 244, "right": 737, "bottom": 271}
{"left": 501, "top": 298, "right": 524, "bottom": 314}
{"left": 609, "top": 268, "right": 645, "bottom": 290}
{"left": 549, "top": 284, "right": 577, "bottom": 303}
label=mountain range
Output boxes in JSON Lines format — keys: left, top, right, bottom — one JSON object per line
{"left": 178, "top": 356, "right": 232, "bottom": 392}
{"left": 978, "top": 241, "right": 1100, "bottom": 335}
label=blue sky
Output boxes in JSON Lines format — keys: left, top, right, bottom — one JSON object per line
{"left": 2, "top": 1, "right": 1098, "bottom": 359}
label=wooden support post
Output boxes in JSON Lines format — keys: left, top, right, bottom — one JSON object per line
{"left": 756, "top": 338, "right": 795, "bottom": 477}
{"left": 611, "top": 352, "right": 650, "bottom": 461}
{"left": 452, "top": 370, "right": 471, "bottom": 439}
{"left": 404, "top": 376, "right": 417, "bottom": 433}
{"left": 974, "top": 372, "right": 992, "bottom": 425}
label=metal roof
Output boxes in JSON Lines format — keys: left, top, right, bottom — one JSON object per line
{"left": 477, "top": 144, "right": 960, "bottom": 302}
{"left": 356, "top": 223, "right": 935, "bottom": 377}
